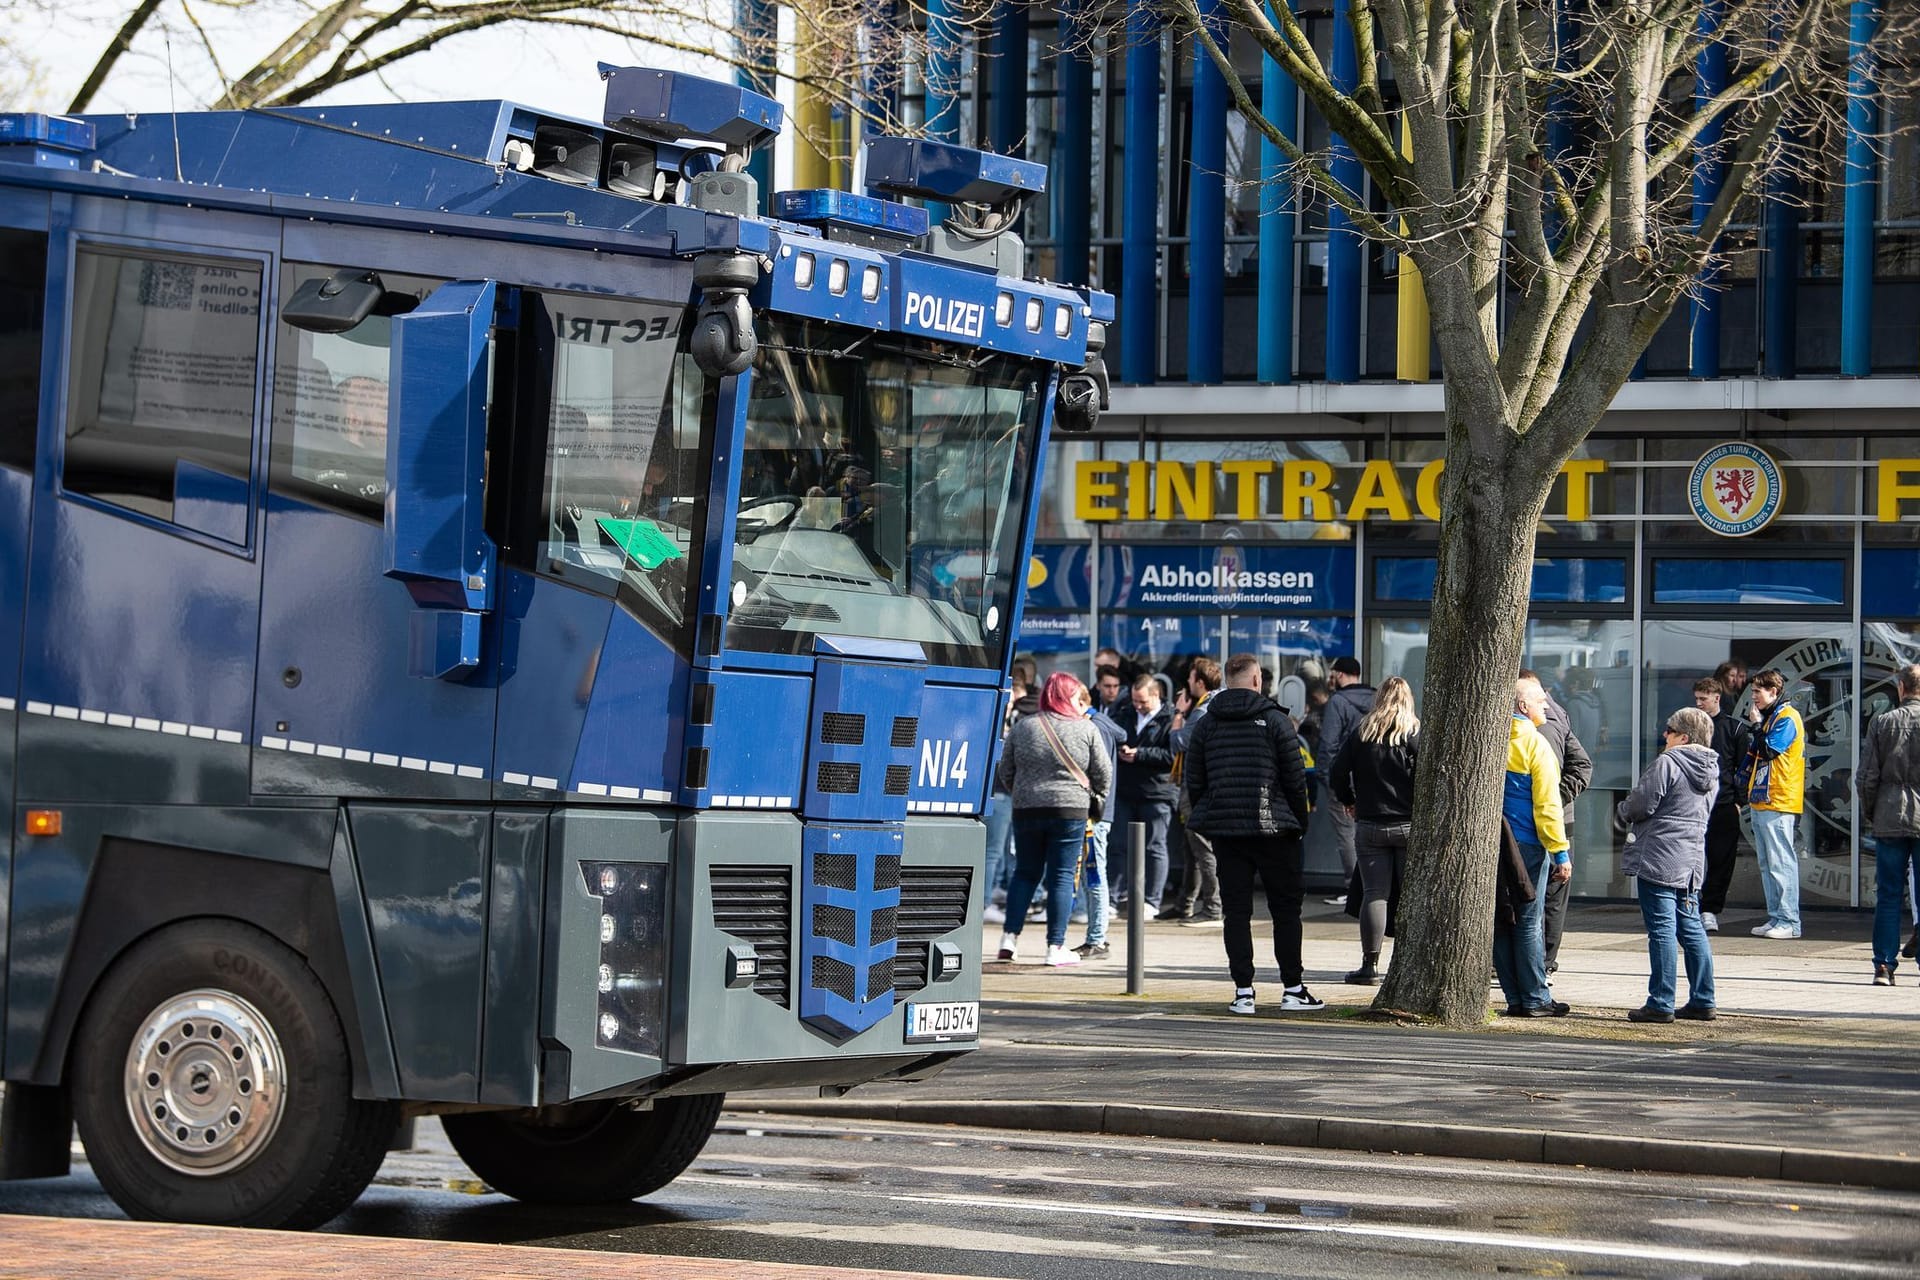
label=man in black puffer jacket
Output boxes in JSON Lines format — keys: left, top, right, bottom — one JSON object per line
{"left": 1186, "top": 653, "right": 1319, "bottom": 1014}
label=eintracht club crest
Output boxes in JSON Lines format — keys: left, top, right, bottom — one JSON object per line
{"left": 1690, "top": 442, "right": 1784, "bottom": 536}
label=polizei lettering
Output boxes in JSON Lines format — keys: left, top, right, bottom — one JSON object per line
{"left": 1139, "top": 565, "right": 1315, "bottom": 590}
{"left": 904, "top": 291, "right": 985, "bottom": 339}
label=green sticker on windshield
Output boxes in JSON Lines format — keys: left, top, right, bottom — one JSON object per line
{"left": 596, "top": 517, "right": 686, "bottom": 570}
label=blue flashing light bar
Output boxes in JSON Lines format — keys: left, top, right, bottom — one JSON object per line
{"left": 599, "top": 65, "right": 782, "bottom": 150}
{"left": 865, "top": 136, "right": 1046, "bottom": 205}
{"left": 0, "top": 113, "right": 95, "bottom": 152}
{"left": 773, "top": 188, "right": 930, "bottom": 238}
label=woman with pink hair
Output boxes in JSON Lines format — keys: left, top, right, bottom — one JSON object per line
{"left": 990, "top": 672, "right": 1112, "bottom": 966}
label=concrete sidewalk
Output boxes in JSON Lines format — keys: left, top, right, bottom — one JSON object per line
{"left": 741, "top": 901, "right": 1920, "bottom": 1190}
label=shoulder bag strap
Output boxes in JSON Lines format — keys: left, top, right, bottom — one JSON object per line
{"left": 1034, "top": 714, "right": 1093, "bottom": 793}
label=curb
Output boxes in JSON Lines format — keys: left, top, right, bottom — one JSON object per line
{"left": 734, "top": 1098, "right": 1920, "bottom": 1192}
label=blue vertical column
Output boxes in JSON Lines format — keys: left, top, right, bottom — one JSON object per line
{"left": 988, "top": 2, "right": 1029, "bottom": 153}
{"left": 924, "top": 0, "right": 966, "bottom": 226}
{"left": 1689, "top": 2, "right": 1726, "bottom": 378}
{"left": 1325, "top": 0, "right": 1362, "bottom": 384}
{"left": 1257, "top": 2, "right": 1297, "bottom": 384}
{"left": 1121, "top": 0, "right": 1162, "bottom": 385}
{"left": 1842, "top": 0, "right": 1881, "bottom": 376}
{"left": 1762, "top": 13, "right": 1800, "bottom": 379}
{"left": 735, "top": 0, "right": 778, "bottom": 197}
{"left": 1187, "top": 0, "right": 1227, "bottom": 383}
{"left": 1054, "top": 8, "right": 1093, "bottom": 286}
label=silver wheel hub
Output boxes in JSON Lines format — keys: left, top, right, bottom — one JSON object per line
{"left": 123, "top": 989, "right": 286, "bottom": 1176}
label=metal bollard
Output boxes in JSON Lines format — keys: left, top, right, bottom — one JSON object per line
{"left": 1127, "top": 820, "right": 1146, "bottom": 995}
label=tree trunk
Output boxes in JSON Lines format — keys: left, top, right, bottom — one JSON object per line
{"left": 1373, "top": 425, "right": 1553, "bottom": 1027}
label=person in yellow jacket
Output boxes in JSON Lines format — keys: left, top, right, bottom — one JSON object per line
{"left": 1496, "top": 677, "right": 1571, "bottom": 1017}
{"left": 1736, "top": 667, "right": 1805, "bottom": 939}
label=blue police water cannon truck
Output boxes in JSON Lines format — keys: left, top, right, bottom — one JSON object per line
{"left": 0, "top": 65, "right": 1111, "bottom": 1228}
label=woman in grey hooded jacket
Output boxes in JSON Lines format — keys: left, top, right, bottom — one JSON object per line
{"left": 1617, "top": 706, "right": 1721, "bottom": 1023}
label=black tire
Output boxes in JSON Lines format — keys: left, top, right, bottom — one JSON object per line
{"left": 71, "top": 919, "right": 398, "bottom": 1229}
{"left": 442, "top": 1093, "right": 724, "bottom": 1204}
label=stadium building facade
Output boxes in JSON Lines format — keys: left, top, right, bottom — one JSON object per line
{"left": 762, "top": 1, "right": 1920, "bottom": 906}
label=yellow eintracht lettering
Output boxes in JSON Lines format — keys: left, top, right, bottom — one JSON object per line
{"left": 1559, "top": 459, "right": 1606, "bottom": 523}
{"left": 1415, "top": 459, "right": 1445, "bottom": 521}
{"left": 1125, "top": 460, "right": 1150, "bottom": 521}
{"left": 1154, "top": 461, "right": 1215, "bottom": 521}
{"left": 1347, "top": 459, "right": 1412, "bottom": 522}
{"left": 1073, "top": 460, "right": 1121, "bottom": 521}
{"left": 1878, "top": 460, "right": 1920, "bottom": 523}
{"left": 1218, "top": 459, "right": 1274, "bottom": 520}
{"left": 1280, "top": 460, "right": 1334, "bottom": 521}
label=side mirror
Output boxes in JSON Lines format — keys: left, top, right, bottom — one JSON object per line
{"left": 281, "top": 269, "right": 385, "bottom": 334}
{"left": 385, "top": 279, "right": 500, "bottom": 679}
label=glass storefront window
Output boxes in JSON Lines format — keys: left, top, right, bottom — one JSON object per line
{"left": 1642, "top": 621, "right": 1868, "bottom": 908}
{"left": 1366, "top": 618, "right": 1636, "bottom": 896}
{"left": 1034, "top": 439, "right": 1096, "bottom": 540}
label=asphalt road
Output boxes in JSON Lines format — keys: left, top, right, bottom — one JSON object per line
{"left": 3, "top": 1114, "right": 1919, "bottom": 1278}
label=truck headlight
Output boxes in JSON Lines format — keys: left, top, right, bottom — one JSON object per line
{"left": 582, "top": 862, "right": 667, "bottom": 1056}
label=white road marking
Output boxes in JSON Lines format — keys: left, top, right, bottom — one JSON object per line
{"left": 668, "top": 1218, "right": 1224, "bottom": 1264}
{"left": 892, "top": 1191, "right": 1906, "bottom": 1273}
{"left": 1651, "top": 1216, "right": 1862, "bottom": 1241}
{"left": 725, "top": 1116, "right": 1920, "bottom": 1215}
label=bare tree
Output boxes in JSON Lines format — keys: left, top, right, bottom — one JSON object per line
{"left": 1078, "top": 0, "right": 1919, "bottom": 1026}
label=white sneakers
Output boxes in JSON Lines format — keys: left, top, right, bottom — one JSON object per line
{"left": 1279, "top": 986, "right": 1326, "bottom": 1011}
{"left": 1228, "top": 990, "right": 1256, "bottom": 1014}
{"left": 1753, "top": 922, "right": 1801, "bottom": 939}
{"left": 992, "top": 934, "right": 1083, "bottom": 965}
{"left": 982, "top": 903, "right": 1006, "bottom": 924}
{"left": 1701, "top": 911, "right": 1719, "bottom": 933}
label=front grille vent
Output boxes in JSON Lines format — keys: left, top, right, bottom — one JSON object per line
{"left": 874, "top": 854, "right": 902, "bottom": 892}
{"left": 820, "top": 712, "right": 866, "bottom": 746}
{"left": 811, "top": 954, "right": 856, "bottom": 1001}
{"left": 865, "top": 956, "right": 896, "bottom": 1002}
{"left": 893, "top": 866, "right": 973, "bottom": 994}
{"left": 814, "top": 853, "right": 857, "bottom": 891}
{"left": 813, "top": 903, "right": 856, "bottom": 945}
{"left": 816, "top": 761, "right": 862, "bottom": 794}
{"left": 710, "top": 865, "right": 792, "bottom": 1007}
{"left": 884, "top": 763, "right": 912, "bottom": 796}
{"left": 891, "top": 716, "right": 919, "bottom": 749}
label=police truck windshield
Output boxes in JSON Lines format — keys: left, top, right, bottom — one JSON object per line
{"left": 726, "top": 317, "right": 1042, "bottom": 668}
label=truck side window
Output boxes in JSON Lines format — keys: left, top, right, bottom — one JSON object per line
{"left": 63, "top": 247, "right": 261, "bottom": 537}
{"left": 0, "top": 227, "right": 48, "bottom": 473}
{"left": 535, "top": 292, "right": 704, "bottom": 634}
{"left": 269, "top": 263, "right": 436, "bottom": 519}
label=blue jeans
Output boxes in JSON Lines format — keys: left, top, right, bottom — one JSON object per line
{"left": 1750, "top": 808, "right": 1801, "bottom": 930}
{"left": 1493, "top": 841, "right": 1553, "bottom": 1012}
{"left": 1007, "top": 815, "right": 1086, "bottom": 948}
{"left": 1873, "top": 836, "right": 1920, "bottom": 969}
{"left": 982, "top": 793, "right": 1014, "bottom": 907}
{"left": 1080, "top": 820, "right": 1111, "bottom": 945}
{"left": 1638, "top": 881, "right": 1716, "bottom": 1012}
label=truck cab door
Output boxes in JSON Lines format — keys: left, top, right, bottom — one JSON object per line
{"left": 252, "top": 270, "right": 504, "bottom": 799}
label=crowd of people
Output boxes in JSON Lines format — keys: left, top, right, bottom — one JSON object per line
{"left": 981, "top": 647, "right": 1920, "bottom": 1014}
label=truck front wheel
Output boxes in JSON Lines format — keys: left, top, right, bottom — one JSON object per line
{"left": 443, "top": 1093, "right": 724, "bottom": 1203}
{"left": 71, "top": 919, "right": 398, "bottom": 1229}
